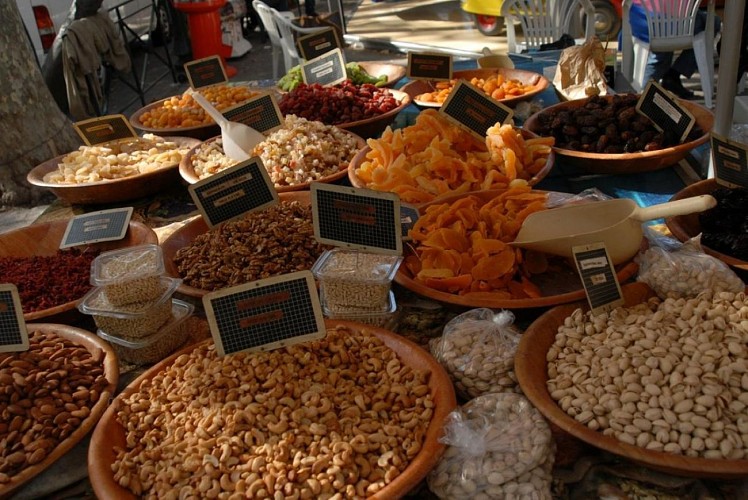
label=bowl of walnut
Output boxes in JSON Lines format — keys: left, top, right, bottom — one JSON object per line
{"left": 523, "top": 94, "right": 713, "bottom": 174}
{"left": 27, "top": 135, "right": 200, "bottom": 205}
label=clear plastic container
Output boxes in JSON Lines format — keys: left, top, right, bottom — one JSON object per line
{"left": 78, "top": 277, "right": 181, "bottom": 338}
{"left": 91, "top": 244, "right": 166, "bottom": 306}
{"left": 322, "top": 291, "right": 399, "bottom": 330}
{"left": 312, "top": 249, "right": 402, "bottom": 309}
{"left": 98, "top": 299, "right": 194, "bottom": 365}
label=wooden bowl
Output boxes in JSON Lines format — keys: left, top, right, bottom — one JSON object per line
{"left": 515, "top": 282, "right": 748, "bottom": 478}
{"left": 334, "top": 89, "right": 411, "bottom": 139}
{"left": 357, "top": 61, "right": 407, "bottom": 88}
{"left": 666, "top": 178, "right": 748, "bottom": 271}
{"left": 400, "top": 68, "right": 550, "bottom": 108}
{"left": 0, "top": 323, "right": 118, "bottom": 498}
{"left": 348, "top": 128, "right": 555, "bottom": 195}
{"left": 0, "top": 219, "right": 158, "bottom": 322}
{"left": 179, "top": 129, "right": 366, "bottom": 190}
{"left": 26, "top": 137, "right": 201, "bottom": 205}
{"left": 130, "top": 86, "right": 277, "bottom": 140}
{"left": 394, "top": 190, "right": 640, "bottom": 309}
{"left": 523, "top": 97, "right": 714, "bottom": 174}
{"left": 88, "top": 320, "right": 457, "bottom": 499}
{"left": 162, "top": 191, "right": 312, "bottom": 298}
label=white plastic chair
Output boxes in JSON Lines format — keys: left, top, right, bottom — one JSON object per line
{"left": 621, "top": 0, "right": 716, "bottom": 108}
{"left": 252, "top": 0, "right": 286, "bottom": 78}
{"left": 272, "top": 10, "right": 328, "bottom": 68}
{"left": 500, "top": 0, "right": 596, "bottom": 54}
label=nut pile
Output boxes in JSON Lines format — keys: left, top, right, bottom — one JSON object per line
{"left": 547, "top": 291, "right": 748, "bottom": 459}
{"left": 0, "top": 329, "right": 110, "bottom": 484}
{"left": 636, "top": 241, "right": 745, "bottom": 300}
{"left": 430, "top": 309, "right": 522, "bottom": 400}
{"left": 174, "top": 201, "right": 330, "bottom": 291}
{"left": 190, "top": 115, "right": 361, "bottom": 186}
{"left": 111, "top": 325, "right": 434, "bottom": 498}
{"left": 44, "top": 135, "right": 190, "bottom": 184}
{"left": 428, "top": 393, "right": 554, "bottom": 499}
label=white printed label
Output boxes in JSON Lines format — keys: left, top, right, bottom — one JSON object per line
{"left": 653, "top": 93, "right": 682, "bottom": 123}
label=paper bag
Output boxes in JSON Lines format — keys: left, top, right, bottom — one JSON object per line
{"left": 552, "top": 36, "right": 608, "bottom": 101}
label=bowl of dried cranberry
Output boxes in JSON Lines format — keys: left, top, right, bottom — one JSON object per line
{"left": 278, "top": 81, "right": 411, "bottom": 139}
{"left": 523, "top": 93, "right": 713, "bottom": 174}
{"left": 0, "top": 219, "right": 158, "bottom": 323}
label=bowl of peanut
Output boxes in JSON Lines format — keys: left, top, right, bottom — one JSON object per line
{"left": 130, "top": 84, "right": 274, "bottom": 140}
{"left": 88, "top": 321, "right": 457, "bottom": 499}
{"left": 400, "top": 68, "right": 549, "bottom": 108}
{"left": 27, "top": 135, "right": 200, "bottom": 205}
{"left": 516, "top": 282, "right": 748, "bottom": 478}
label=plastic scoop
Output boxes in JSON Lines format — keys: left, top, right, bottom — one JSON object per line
{"left": 510, "top": 195, "right": 716, "bottom": 265}
{"left": 478, "top": 47, "right": 514, "bottom": 69}
{"left": 190, "top": 90, "right": 264, "bottom": 161}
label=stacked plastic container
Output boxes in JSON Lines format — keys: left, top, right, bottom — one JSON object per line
{"left": 312, "top": 248, "right": 403, "bottom": 329}
{"left": 77, "top": 244, "right": 194, "bottom": 365}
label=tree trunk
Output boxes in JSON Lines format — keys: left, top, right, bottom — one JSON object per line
{"left": 0, "top": 2, "right": 81, "bottom": 207}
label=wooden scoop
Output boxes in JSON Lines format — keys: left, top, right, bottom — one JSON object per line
{"left": 190, "top": 90, "right": 264, "bottom": 161}
{"left": 510, "top": 195, "right": 716, "bottom": 265}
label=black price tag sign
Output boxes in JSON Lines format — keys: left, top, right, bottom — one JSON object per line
{"left": 311, "top": 183, "right": 402, "bottom": 255}
{"left": 441, "top": 80, "right": 513, "bottom": 141}
{"left": 296, "top": 27, "right": 341, "bottom": 61}
{"left": 0, "top": 284, "right": 29, "bottom": 353}
{"left": 74, "top": 115, "right": 138, "bottom": 146}
{"left": 222, "top": 93, "right": 283, "bottom": 134}
{"left": 184, "top": 56, "right": 229, "bottom": 89}
{"left": 573, "top": 243, "right": 624, "bottom": 315}
{"left": 711, "top": 134, "right": 748, "bottom": 189}
{"left": 400, "top": 203, "right": 420, "bottom": 241}
{"left": 636, "top": 81, "right": 695, "bottom": 143}
{"left": 301, "top": 48, "right": 347, "bottom": 87}
{"left": 203, "top": 270, "right": 325, "bottom": 356}
{"left": 407, "top": 52, "right": 453, "bottom": 81}
{"left": 188, "top": 158, "right": 279, "bottom": 229}
{"left": 60, "top": 207, "right": 133, "bottom": 249}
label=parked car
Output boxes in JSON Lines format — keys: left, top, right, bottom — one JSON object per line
{"left": 461, "top": 0, "right": 622, "bottom": 39}
{"left": 16, "top": 0, "right": 172, "bottom": 66}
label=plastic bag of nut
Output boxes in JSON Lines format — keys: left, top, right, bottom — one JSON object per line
{"left": 636, "top": 231, "right": 745, "bottom": 300}
{"left": 427, "top": 393, "right": 555, "bottom": 500}
{"left": 430, "top": 308, "right": 522, "bottom": 400}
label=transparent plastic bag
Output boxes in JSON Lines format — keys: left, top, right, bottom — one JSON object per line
{"left": 427, "top": 393, "right": 554, "bottom": 500}
{"left": 636, "top": 229, "right": 745, "bottom": 299}
{"left": 430, "top": 309, "right": 522, "bottom": 399}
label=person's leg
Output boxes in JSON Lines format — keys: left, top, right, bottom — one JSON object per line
{"left": 670, "top": 9, "right": 720, "bottom": 78}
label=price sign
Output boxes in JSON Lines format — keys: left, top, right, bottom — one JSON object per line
{"left": 184, "top": 56, "right": 228, "bottom": 89}
{"left": 407, "top": 52, "right": 452, "bottom": 81}
{"left": 203, "top": 271, "right": 325, "bottom": 356}
{"left": 572, "top": 243, "right": 624, "bottom": 315}
{"left": 311, "top": 183, "right": 402, "bottom": 255}
{"left": 636, "top": 81, "right": 695, "bottom": 143}
{"left": 188, "top": 158, "right": 279, "bottom": 229}
{"left": 441, "top": 80, "right": 513, "bottom": 141}
{"left": 0, "top": 285, "right": 28, "bottom": 353}
{"left": 222, "top": 93, "right": 283, "bottom": 134}
{"left": 301, "top": 48, "right": 347, "bottom": 87}
{"left": 73, "top": 115, "right": 138, "bottom": 146}
{"left": 711, "top": 134, "right": 748, "bottom": 189}
{"left": 60, "top": 207, "right": 133, "bottom": 249}
{"left": 400, "top": 203, "right": 420, "bottom": 241}
{"left": 296, "top": 27, "right": 341, "bottom": 61}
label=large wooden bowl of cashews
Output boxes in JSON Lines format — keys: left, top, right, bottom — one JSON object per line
{"left": 88, "top": 320, "right": 457, "bottom": 498}
{"left": 516, "top": 282, "right": 748, "bottom": 478}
